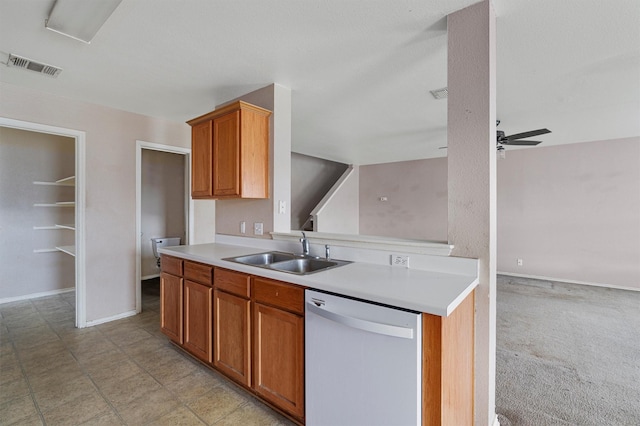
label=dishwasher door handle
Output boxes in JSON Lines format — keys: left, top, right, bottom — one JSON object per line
{"left": 306, "top": 302, "right": 414, "bottom": 339}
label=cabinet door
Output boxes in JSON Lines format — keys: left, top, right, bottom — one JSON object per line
{"left": 214, "top": 289, "right": 251, "bottom": 386}
{"left": 253, "top": 303, "right": 304, "bottom": 419}
{"left": 184, "top": 280, "right": 213, "bottom": 363}
{"left": 213, "top": 111, "right": 240, "bottom": 197}
{"left": 160, "top": 272, "right": 183, "bottom": 344}
{"left": 191, "top": 120, "right": 213, "bottom": 198}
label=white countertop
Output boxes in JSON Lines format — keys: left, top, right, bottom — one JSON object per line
{"left": 159, "top": 242, "right": 479, "bottom": 317}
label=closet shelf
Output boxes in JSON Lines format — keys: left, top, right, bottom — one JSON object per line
{"left": 55, "top": 224, "right": 76, "bottom": 231}
{"left": 55, "top": 245, "right": 76, "bottom": 257}
{"left": 33, "top": 176, "right": 75, "bottom": 186}
{"left": 33, "top": 202, "right": 75, "bottom": 207}
{"left": 33, "top": 226, "right": 60, "bottom": 230}
{"left": 33, "top": 224, "right": 76, "bottom": 230}
{"left": 56, "top": 176, "right": 75, "bottom": 186}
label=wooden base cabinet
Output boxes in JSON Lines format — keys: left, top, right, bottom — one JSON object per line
{"left": 160, "top": 254, "right": 476, "bottom": 426}
{"left": 253, "top": 302, "right": 304, "bottom": 420}
{"left": 160, "top": 272, "right": 183, "bottom": 344}
{"left": 161, "top": 256, "right": 214, "bottom": 363}
{"left": 213, "top": 288, "right": 251, "bottom": 386}
{"left": 422, "top": 290, "right": 475, "bottom": 426}
{"left": 160, "top": 261, "right": 184, "bottom": 344}
{"left": 252, "top": 277, "right": 305, "bottom": 421}
{"left": 183, "top": 280, "right": 213, "bottom": 363}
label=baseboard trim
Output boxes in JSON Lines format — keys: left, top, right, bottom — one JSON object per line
{"left": 85, "top": 310, "right": 137, "bottom": 327}
{"left": 0, "top": 287, "right": 74, "bottom": 305}
{"left": 497, "top": 271, "right": 639, "bottom": 292}
{"left": 492, "top": 413, "right": 501, "bottom": 426}
{"left": 142, "top": 274, "right": 160, "bottom": 280}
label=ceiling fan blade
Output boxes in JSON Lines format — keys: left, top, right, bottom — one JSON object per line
{"left": 503, "top": 139, "right": 542, "bottom": 146}
{"left": 504, "top": 128, "right": 551, "bottom": 141}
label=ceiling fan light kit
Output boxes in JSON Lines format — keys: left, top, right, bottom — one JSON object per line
{"left": 497, "top": 145, "right": 506, "bottom": 159}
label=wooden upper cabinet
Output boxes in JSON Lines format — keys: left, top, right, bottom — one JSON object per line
{"left": 213, "top": 111, "right": 240, "bottom": 197}
{"left": 188, "top": 101, "right": 271, "bottom": 200}
{"left": 191, "top": 120, "right": 213, "bottom": 198}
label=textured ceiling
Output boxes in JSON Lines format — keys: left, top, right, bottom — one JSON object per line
{"left": 0, "top": 0, "right": 639, "bottom": 165}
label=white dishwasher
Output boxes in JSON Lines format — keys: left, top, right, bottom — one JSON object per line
{"left": 305, "top": 289, "right": 422, "bottom": 426}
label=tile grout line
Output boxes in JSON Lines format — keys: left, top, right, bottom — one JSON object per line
{"left": 31, "top": 294, "right": 125, "bottom": 425}
{"left": 94, "top": 309, "right": 213, "bottom": 425}
{"left": 3, "top": 289, "right": 292, "bottom": 426}
{"left": 7, "top": 299, "right": 48, "bottom": 426}
{"left": 96, "top": 324, "right": 186, "bottom": 424}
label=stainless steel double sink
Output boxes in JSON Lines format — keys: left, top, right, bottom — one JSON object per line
{"left": 223, "top": 251, "right": 351, "bottom": 275}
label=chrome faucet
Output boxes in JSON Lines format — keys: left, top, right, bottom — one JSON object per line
{"left": 300, "top": 232, "right": 310, "bottom": 256}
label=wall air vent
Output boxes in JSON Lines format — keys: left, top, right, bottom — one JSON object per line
{"left": 430, "top": 87, "right": 448, "bottom": 100}
{"left": 7, "top": 54, "right": 62, "bottom": 78}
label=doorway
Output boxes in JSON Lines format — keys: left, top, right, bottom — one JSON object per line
{"left": 0, "top": 117, "right": 87, "bottom": 327}
{"left": 135, "top": 140, "right": 191, "bottom": 313}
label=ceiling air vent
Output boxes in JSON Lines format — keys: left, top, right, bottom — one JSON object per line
{"left": 8, "top": 54, "right": 62, "bottom": 78}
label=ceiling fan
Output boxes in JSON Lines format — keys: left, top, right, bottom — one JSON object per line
{"left": 438, "top": 121, "right": 551, "bottom": 152}
{"left": 496, "top": 120, "right": 551, "bottom": 146}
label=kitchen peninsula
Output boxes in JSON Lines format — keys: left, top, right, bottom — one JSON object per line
{"left": 159, "top": 237, "right": 478, "bottom": 425}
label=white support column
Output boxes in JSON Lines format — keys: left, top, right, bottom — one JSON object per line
{"left": 447, "top": 1, "right": 497, "bottom": 425}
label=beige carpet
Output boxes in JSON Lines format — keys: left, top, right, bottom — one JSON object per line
{"left": 496, "top": 275, "right": 640, "bottom": 425}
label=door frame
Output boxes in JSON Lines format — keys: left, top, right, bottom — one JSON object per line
{"left": 135, "top": 140, "right": 192, "bottom": 313}
{"left": 0, "top": 117, "right": 87, "bottom": 327}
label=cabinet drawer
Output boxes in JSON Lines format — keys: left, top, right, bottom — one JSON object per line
{"left": 252, "top": 277, "right": 304, "bottom": 315}
{"left": 184, "top": 261, "right": 213, "bottom": 286}
{"left": 215, "top": 268, "right": 251, "bottom": 298}
{"left": 161, "top": 255, "right": 183, "bottom": 276}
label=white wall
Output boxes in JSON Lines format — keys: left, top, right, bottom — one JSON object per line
{"left": 215, "top": 84, "right": 292, "bottom": 237}
{"left": 290, "top": 152, "right": 349, "bottom": 230}
{"left": 0, "top": 82, "right": 193, "bottom": 322}
{"left": 317, "top": 136, "right": 640, "bottom": 290}
{"left": 141, "top": 149, "right": 186, "bottom": 278}
{"left": 0, "top": 127, "right": 75, "bottom": 299}
{"left": 498, "top": 137, "right": 640, "bottom": 290}
{"left": 359, "top": 157, "right": 448, "bottom": 241}
{"left": 314, "top": 166, "right": 359, "bottom": 234}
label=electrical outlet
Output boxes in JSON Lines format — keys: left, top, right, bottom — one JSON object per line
{"left": 254, "top": 222, "right": 263, "bottom": 236}
{"left": 240, "top": 221, "right": 246, "bottom": 234}
{"left": 391, "top": 254, "right": 409, "bottom": 267}
{"left": 517, "top": 258, "right": 523, "bottom": 266}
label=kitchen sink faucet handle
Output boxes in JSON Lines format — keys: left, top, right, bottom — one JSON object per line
{"left": 300, "top": 232, "right": 310, "bottom": 256}
{"left": 325, "top": 244, "right": 330, "bottom": 260}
